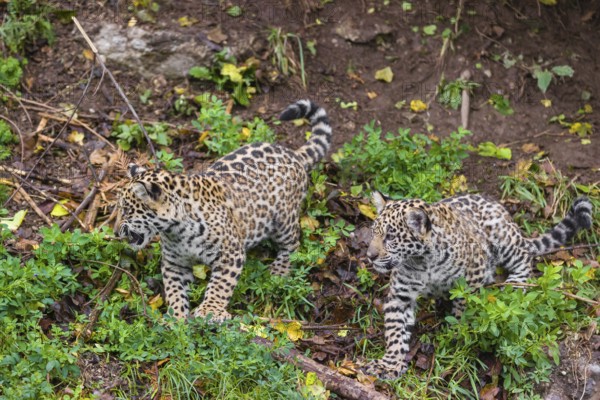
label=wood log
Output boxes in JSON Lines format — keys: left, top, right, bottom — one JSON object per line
{"left": 252, "top": 336, "right": 390, "bottom": 400}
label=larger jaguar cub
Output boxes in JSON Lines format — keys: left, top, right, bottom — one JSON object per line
{"left": 365, "top": 192, "right": 592, "bottom": 379}
{"left": 117, "top": 100, "right": 331, "bottom": 321}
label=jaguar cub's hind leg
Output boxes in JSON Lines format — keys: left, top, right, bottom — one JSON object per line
{"left": 192, "top": 244, "right": 245, "bottom": 322}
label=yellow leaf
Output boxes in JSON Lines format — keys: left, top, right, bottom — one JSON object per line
{"left": 584, "top": 104, "right": 593, "bottom": 113}
{"left": 446, "top": 174, "right": 467, "bottom": 196}
{"left": 337, "top": 329, "right": 349, "bottom": 337}
{"left": 240, "top": 127, "right": 251, "bottom": 140}
{"left": 300, "top": 215, "right": 320, "bottom": 231}
{"left": 410, "top": 99, "right": 427, "bottom": 112}
{"left": 0, "top": 210, "right": 27, "bottom": 231}
{"left": 197, "top": 130, "right": 210, "bottom": 145}
{"left": 540, "top": 99, "right": 552, "bottom": 108}
{"left": 178, "top": 16, "right": 197, "bottom": 27}
{"left": 374, "top": 66, "right": 394, "bottom": 83}
{"left": 174, "top": 87, "right": 187, "bottom": 95}
{"left": 51, "top": 200, "right": 70, "bottom": 217}
{"left": 487, "top": 294, "right": 497, "bottom": 303}
{"left": 539, "top": 0, "right": 556, "bottom": 5}
{"left": 148, "top": 294, "right": 164, "bottom": 310}
{"left": 193, "top": 264, "right": 210, "bottom": 280}
{"left": 115, "top": 288, "right": 130, "bottom": 296}
{"left": 286, "top": 321, "right": 304, "bottom": 341}
{"left": 220, "top": 63, "right": 243, "bottom": 83}
{"left": 569, "top": 122, "right": 582, "bottom": 134}
{"left": 82, "top": 49, "right": 94, "bottom": 60}
{"left": 367, "top": 91, "right": 377, "bottom": 99}
{"left": 67, "top": 131, "right": 84, "bottom": 146}
{"left": 292, "top": 119, "right": 307, "bottom": 127}
{"left": 127, "top": 17, "right": 137, "bottom": 27}
{"left": 305, "top": 371, "right": 318, "bottom": 386}
{"left": 358, "top": 203, "right": 377, "bottom": 220}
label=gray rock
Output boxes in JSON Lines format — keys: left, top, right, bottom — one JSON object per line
{"left": 334, "top": 16, "right": 394, "bottom": 44}
{"left": 89, "top": 22, "right": 255, "bottom": 79}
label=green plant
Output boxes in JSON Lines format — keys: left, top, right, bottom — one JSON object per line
{"left": 334, "top": 122, "right": 471, "bottom": 201}
{"left": 267, "top": 27, "right": 307, "bottom": 88}
{"left": 189, "top": 50, "right": 259, "bottom": 106}
{"left": 0, "top": 120, "right": 18, "bottom": 160}
{"left": 532, "top": 64, "right": 574, "bottom": 94}
{"left": 438, "top": 78, "right": 479, "bottom": 110}
{"left": 441, "top": 261, "right": 597, "bottom": 396}
{"left": 0, "top": 0, "right": 55, "bottom": 54}
{"left": 111, "top": 121, "right": 172, "bottom": 151}
{"left": 192, "top": 95, "right": 276, "bottom": 155}
{"left": 0, "top": 57, "right": 24, "bottom": 88}
{"left": 153, "top": 150, "right": 184, "bottom": 172}
{"left": 488, "top": 93, "right": 514, "bottom": 116}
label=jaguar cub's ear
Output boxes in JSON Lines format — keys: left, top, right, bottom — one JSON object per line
{"left": 131, "top": 182, "right": 162, "bottom": 203}
{"left": 405, "top": 207, "right": 431, "bottom": 237}
{"left": 127, "top": 163, "right": 147, "bottom": 179}
{"left": 371, "top": 191, "right": 387, "bottom": 214}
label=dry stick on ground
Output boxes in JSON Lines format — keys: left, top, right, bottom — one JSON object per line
{"left": 252, "top": 336, "right": 390, "bottom": 400}
{"left": 0, "top": 164, "right": 73, "bottom": 185}
{"left": 37, "top": 112, "right": 115, "bottom": 149}
{"left": 81, "top": 255, "right": 148, "bottom": 340}
{"left": 81, "top": 268, "right": 123, "bottom": 341}
{"left": 60, "top": 169, "right": 107, "bottom": 233}
{"left": 0, "top": 83, "right": 33, "bottom": 126}
{"left": 72, "top": 17, "right": 158, "bottom": 165}
{"left": 3, "top": 63, "right": 95, "bottom": 207}
{"left": 460, "top": 69, "right": 472, "bottom": 129}
{"left": 84, "top": 194, "right": 102, "bottom": 230}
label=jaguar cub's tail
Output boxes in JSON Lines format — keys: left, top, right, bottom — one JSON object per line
{"left": 280, "top": 99, "right": 332, "bottom": 170}
{"left": 530, "top": 197, "right": 593, "bottom": 255}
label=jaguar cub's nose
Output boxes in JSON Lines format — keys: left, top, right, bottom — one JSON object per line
{"left": 366, "top": 249, "right": 377, "bottom": 261}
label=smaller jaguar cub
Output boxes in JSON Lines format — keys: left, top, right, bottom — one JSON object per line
{"left": 117, "top": 100, "right": 331, "bottom": 322}
{"left": 365, "top": 192, "right": 592, "bottom": 379}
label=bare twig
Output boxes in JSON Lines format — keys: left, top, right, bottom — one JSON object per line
{"left": 0, "top": 83, "right": 33, "bottom": 125}
{"left": 81, "top": 268, "right": 123, "bottom": 340}
{"left": 460, "top": 69, "right": 471, "bottom": 129}
{"left": 0, "top": 164, "right": 73, "bottom": 185}
{"left": 72, "top": 17, "right": 158, "bottom": 165}
{"left": 536, "top": 243, "right": 600, "bottom": 257}
{"left": 3, "top": 62, "right": 95, "bottom": 206}
{"left": 37, "top": 111, "right": 115, "bottom": 149}
{"left": 4, "top": 180, "right": 54, "bottom": 226}
{"left": 60, "top": 169, "right": 107, "bottom": 232}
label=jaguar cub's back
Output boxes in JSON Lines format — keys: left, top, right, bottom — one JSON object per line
{"left": 117, "top": 100, "right": 331, "bottom": 321}
{"left": 364, "top": 192, "right": 592, "bottom": 379}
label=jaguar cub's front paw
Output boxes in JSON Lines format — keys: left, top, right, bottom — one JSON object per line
{"left": 364, "top": 358, "right": 407, "bottom": 380}
{"left": 192, "top": 307, "right": 232, "bottom": 323}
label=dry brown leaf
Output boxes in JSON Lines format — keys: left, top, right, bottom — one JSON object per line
{"left": 521, "top": 143, "right": 540, "bottom": 154}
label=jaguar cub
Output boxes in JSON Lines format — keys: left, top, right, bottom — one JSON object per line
{"left": 365, "top": 192, "right": 592, "bottom": 379}
{"left": 117, "top": 100, "right": 331, "bottom": 321}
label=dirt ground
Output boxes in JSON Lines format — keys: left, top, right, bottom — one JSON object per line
{"left": 2, "top": 0, "right": 600, "bottom": 398}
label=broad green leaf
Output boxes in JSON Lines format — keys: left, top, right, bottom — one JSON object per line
{"left": 534, "top": 69, "right": 553, "bottom": 93}
{"left": 226, "top": 5, "right": 242, "bottom": 17}
{"left": 189, "top": 66, "right": 212, "bottom": 80}
{"left": 423, "top": 24, "right": 437, "bottom": 35}
{"left": 551, "top": 65, "right": 574, "bottom": 77}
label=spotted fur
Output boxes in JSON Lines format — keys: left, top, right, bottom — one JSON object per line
{"left": 364, "top": 193, "right": 592, "bottom": 379}
{"left": 117, "top": 100, "right": 331, "bottom": 321}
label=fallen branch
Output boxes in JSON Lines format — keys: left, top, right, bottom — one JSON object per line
{"left": 252, "top": 336, "right": 389, "bottom": 400}
{"left": 460, "top": 69, "right": 471, "bottom": 129}
{"left": 60, "top": 169, "right": 107, "bottom": 232}
{"left": 0, "top": 164, "right": 73, "bottom": 185}
{"left": 81, "top": 267, "right": 123, "bottom": 341}
{"left": 535, "top": 243, "right": 600, "bottom": 258}
{"left": 37, "top": 111, "right": 114, "bottom": 149}
{"left": 15, "top": 185, "right": 54, "bottom": 226}
{"left": 72, "top": 17, "right": 158, "bottom": 165}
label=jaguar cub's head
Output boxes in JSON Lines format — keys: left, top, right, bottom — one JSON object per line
{"left": 117, "top": 164, "right": 179, "bottom": 250}
{"left": 366, "top": 192, "right": 431, "bottom": 274}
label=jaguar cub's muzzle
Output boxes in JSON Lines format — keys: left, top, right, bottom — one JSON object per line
{"left": 118, "top": 223, "right": 146, "bottom": 248}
